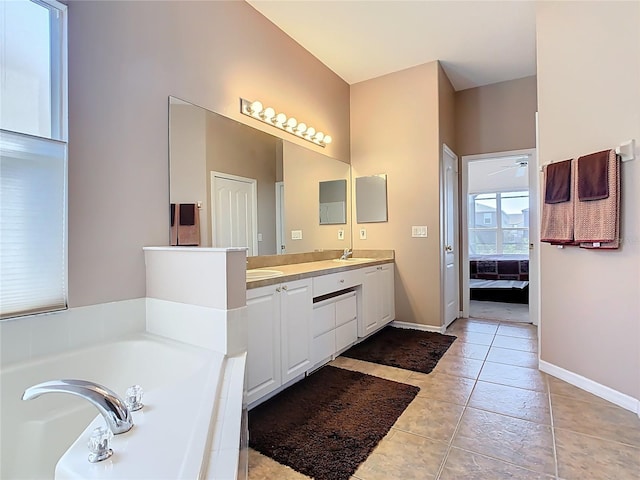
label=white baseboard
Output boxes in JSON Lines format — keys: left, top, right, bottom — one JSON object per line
{"left": 391, "top": 320, "right": 446, "bottom": 334}
{"left": 539, "top": 360, "right": 640, "bottom": 417}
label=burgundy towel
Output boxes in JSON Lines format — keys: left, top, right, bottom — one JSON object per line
{"left": 577, "top": 149, "right": 610, "bottom": 201}
{"left": 170, "top": 203, "right": 178, "bottom": 246}
{"left": 177, "top": 203, "right": 200, "bottom": 246}
{"left": 541, "top": 160, "right": 575, "bottom": 244}
{"left": 544, "top": 159, "right": 572, "bottom": 204}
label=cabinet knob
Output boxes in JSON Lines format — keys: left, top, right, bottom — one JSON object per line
{"left": 282, "top": 285, "right": 288, "bottom": 291}
{"left": 339, "top": 279, "right": 344, "bottom": 283}
{"left": 276, "top": 287, "right": 281, "bottom": 292}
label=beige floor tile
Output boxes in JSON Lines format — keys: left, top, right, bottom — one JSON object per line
{"left": 447, "top": 318, "right": 499, "bottom": 335}
{"left": 440, "top": 447, "right": 555, "bottom": 479}
{"left": 497, "top": 323, "right": 538, "bottom": 339}
{"left": 453, "top": 407, "right": 555, "bottom": 475}
{"left": 354, "top": 429, "right": 444, "bottom": 480}
{"left": 491, "top": 334, "right": 538, "bottom": 352}
{"left": 551, "top": 394, "right": 640, "bottom": 447}
{"left": 555, "top": 428, "right": 640, "bottom": 480}
{"left": 406, "top": 371, "right": 476, "bottom": 406}
{"left": 486, "top": 346, "right": 538, "bottom": 368}
{"left": 330, "top": 356, "right": 412, "bottom": 383}
{"left": 468, "top": 300, "right": 530, "bottom": 323}
{"left": 546, "top": 376, "right": 615, "bottom": 407}
{"left": 468, "top": 381, "right": 551, "bottom": 425}
{"left": 248, "top": 449, "right": 309, "bottom": 480}
{"left": 393, "top": 396, "right": 464, "bottom": 443}
{"left": 433, "top": 354, "right": 484, "bottom": 379}
{"left": 445, "top": 330, "right": 495, "bottom": 346}
{"left": 479, "top": 361, "right": 547, "bottom": 392}
{"left": 443, "top": 340, "right": 490, "bottom": 360}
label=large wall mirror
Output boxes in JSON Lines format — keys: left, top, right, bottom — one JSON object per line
{"left": 169, "top": 96, "right": 352, "bottom": 256}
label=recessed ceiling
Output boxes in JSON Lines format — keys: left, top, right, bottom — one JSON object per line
{"left": 246, "top": 0, "right": 537, "bottom": 91}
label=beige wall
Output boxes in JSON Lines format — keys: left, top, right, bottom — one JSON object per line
{"left": 283, "top": 141, "right": 351, "bottom": 254}
{"left": 455, "top": 76, "right": 537, "bottom": 157}
{"left": 537, "top": 1, "right": 640, "bottom": 399}
{"left": 351, "top": 62, "right": 442, "bottom": 326}
{"left": 67, "top": 1, "right": 349, "bottom": 306}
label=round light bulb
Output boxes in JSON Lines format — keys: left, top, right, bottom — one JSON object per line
{"left": 262, "top": 107, "right": 275, "bottom": 121}
{"left": 314, "top": 132, "right": 325, "bottom": 142}
{"left": 305, "top": 126, "right": 316, "bottom": 138}
{"left": 286, "top": 117, "right": 297, "bottom": 130}
{"left": 275, "top": 113, "right": 287, "bottom": 126}
{"left": 323, "top": 135, "right": 332, "bottom": 145}
{"left": 249, "top": 101, "right": 263, "bottom": 115}
{"left": 296, "top": 122, "right": 307, "bottom": 135}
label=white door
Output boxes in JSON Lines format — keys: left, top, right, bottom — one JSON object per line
{"left": 275, "top": 181, "right": 286, "bottom": 254}
{"left": 442, "top": 144, "right": 459, "bottom": 328}
{"left": 211, "top": 172, "right": 258, "bottom": 255}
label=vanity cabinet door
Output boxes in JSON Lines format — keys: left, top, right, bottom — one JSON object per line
{"left": 246, "top": 285, "right": 281, "bottom": 405}
{"left": 360, "top": 264, "right": 395, "bottom": 337}
{"left": 280, "top": 278, "right": 313, "bottom": 384}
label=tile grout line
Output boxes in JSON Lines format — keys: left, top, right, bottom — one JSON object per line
{"left": 433, "top": 325, "right": 498, "bottom": 479}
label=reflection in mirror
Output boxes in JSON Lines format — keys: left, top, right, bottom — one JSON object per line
{"left": 319, "top": 179, "right": 347, "bottom": 225}
{"left": 355, "top": 174, "right": 388, "bottom": 223}
{"left": 169, "top": 96, "right": 352, "bottom": 255}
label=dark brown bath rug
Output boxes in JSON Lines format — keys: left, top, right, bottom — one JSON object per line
{"left": 340, "top": 326, "right": 456, "bottom": 373}
{"left": 248, "top": 365, "right": 419, "bottom": 480}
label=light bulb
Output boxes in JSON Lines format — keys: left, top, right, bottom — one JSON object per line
{"left": 323, "top": 135, "right": 332, "bottom": 145}
{"left": 275, "top": 113, "right": 287, "bottom": 126}
{"left": 249, "top": 101, "right": 263, "bottom": 115}
{"left": 314, "top": 132, "right": 324, "bottom": 142}
{"left": 286, "top": 117, "right": 297, "bottom": 130}
{"left": 262, "top": 107, "right": 275, "bottom": 121}
{"left": 296, "top": 122, "right": 307, "bottom": 135}
{"left": 305, "top": 127, "right": 316, "bottom": 138}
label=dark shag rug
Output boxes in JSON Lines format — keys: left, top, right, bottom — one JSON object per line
{"left": 341, "top": 326, "right": 456, "bottom": 374}
{"left": 248, "top": 365, "right": 419, "bottom": 480}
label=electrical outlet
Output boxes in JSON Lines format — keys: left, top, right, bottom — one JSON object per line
{"left": 257, "top": 233, "right": 263, "bottom": 241}
{"left": 359, "top": 228, "right": 367, "bottom": 240}
{"left": 291, "top": 230, "right": 303, "bottom": 240}
{"left": 338, "top": 229, "right": 345, "bottom": 240}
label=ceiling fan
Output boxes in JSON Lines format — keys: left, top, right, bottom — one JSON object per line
{"left": 488, "top": 158, "right": 529, "bottom": 177}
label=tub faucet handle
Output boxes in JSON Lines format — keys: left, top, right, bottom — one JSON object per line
{"left": 88, "top": 426, "right": 113, "bottom": 463}
{"left": 125, "top": 384, "right": 144, "bottom": 411}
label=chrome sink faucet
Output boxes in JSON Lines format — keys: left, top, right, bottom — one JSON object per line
{"left": 22, "top": 379, "right": 134, "bottom": 434}
{"left": 340, "top": 248, "right": 353, "bottom": 260}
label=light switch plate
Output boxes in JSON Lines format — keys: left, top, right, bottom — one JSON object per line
{"left": 359, "top": 228, "right": 367, "bottom": 240}
{"left": 338, "top": 229, "right": 345, "bottom": 240}
{"left": 291, "top": 230, "right": 303, "bottom": 240}
{"left": 411, "top": 226, "right": 428, "bottom": 238}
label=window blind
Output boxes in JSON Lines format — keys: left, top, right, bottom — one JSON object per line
{"left": 0, "top": 129, "right": 67, "bottom": 318}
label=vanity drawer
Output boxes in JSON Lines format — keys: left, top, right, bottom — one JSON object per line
{"left": 335, "top": 292, "right": 357, "bottom": 327}
{"left": 313, "top": 269, "right": 362, "bottom": 297}
{"left": 336, "top": 319, "right": 357, "bottom": 352}
{"left": 312, "top": 302, "right": 335, "bottom": 337}
{"left": 312, "top": 331, "right": 335, "bottom": 365}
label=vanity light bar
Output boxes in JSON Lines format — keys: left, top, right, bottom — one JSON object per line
{"left": 240, "top": 98, "right": 332, "bottom": 148}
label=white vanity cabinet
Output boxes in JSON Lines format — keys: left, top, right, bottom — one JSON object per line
{"left": 246, "top": 278, "right": 312, "bottom": 405}
{"left": 360, "top": 264, "right": 395, "bottom": 337}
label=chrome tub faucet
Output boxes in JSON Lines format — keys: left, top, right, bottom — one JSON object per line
{"left": 22, "top": 379, "right": 134, "bottom": 434}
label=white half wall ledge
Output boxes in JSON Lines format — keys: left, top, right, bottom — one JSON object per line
{"left": 539, "top": 360, "right": 640, "bottom": 418}
{"left": 391, "top": 320, "right": 446, "bottom": 334}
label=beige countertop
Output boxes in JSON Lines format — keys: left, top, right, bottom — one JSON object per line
{"left": 246, "top": 257, "right": 394, "bottom": 289}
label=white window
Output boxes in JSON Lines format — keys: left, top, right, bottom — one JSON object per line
{"left": 0, "top": 0, "right": 67, "bottom": 319}
{"left": 469, "top": 191, "right": 529, "bottom": 255}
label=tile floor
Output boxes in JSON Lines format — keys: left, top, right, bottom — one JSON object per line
{"left": 248, "top": 318, "right": 640, "bottom": 480}
{"left": 469, "top": 300, "right": 530, "bottom": 323}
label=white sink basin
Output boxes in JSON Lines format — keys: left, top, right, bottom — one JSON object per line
{"left": 332, "top": 258, "right": 376, "bottom": 263}
{"left": 246, "top": 269, "right": 284, "bottom": 280}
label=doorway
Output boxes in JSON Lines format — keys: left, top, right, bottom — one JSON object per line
{"left": 461, "top": 149, "right": 538, "bottom": 325}
{"left": 210, "top": 171, "right": 258, "bottom": 255}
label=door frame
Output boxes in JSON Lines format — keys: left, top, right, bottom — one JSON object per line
{"left": 440, "top": 143, "right": 460, "bottom": 328}
{"left": 275, "top": 181, "right": 285, "bottom": 254}
{"left": 210, "top": 171, "right": 259, "bottom": 255}
{"left": 460, "top": 148, "right": 539, "bottom": 325}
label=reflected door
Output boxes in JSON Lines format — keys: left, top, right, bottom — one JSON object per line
{"left": 211, "top": 172, "right": 258, "bottom": 255}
